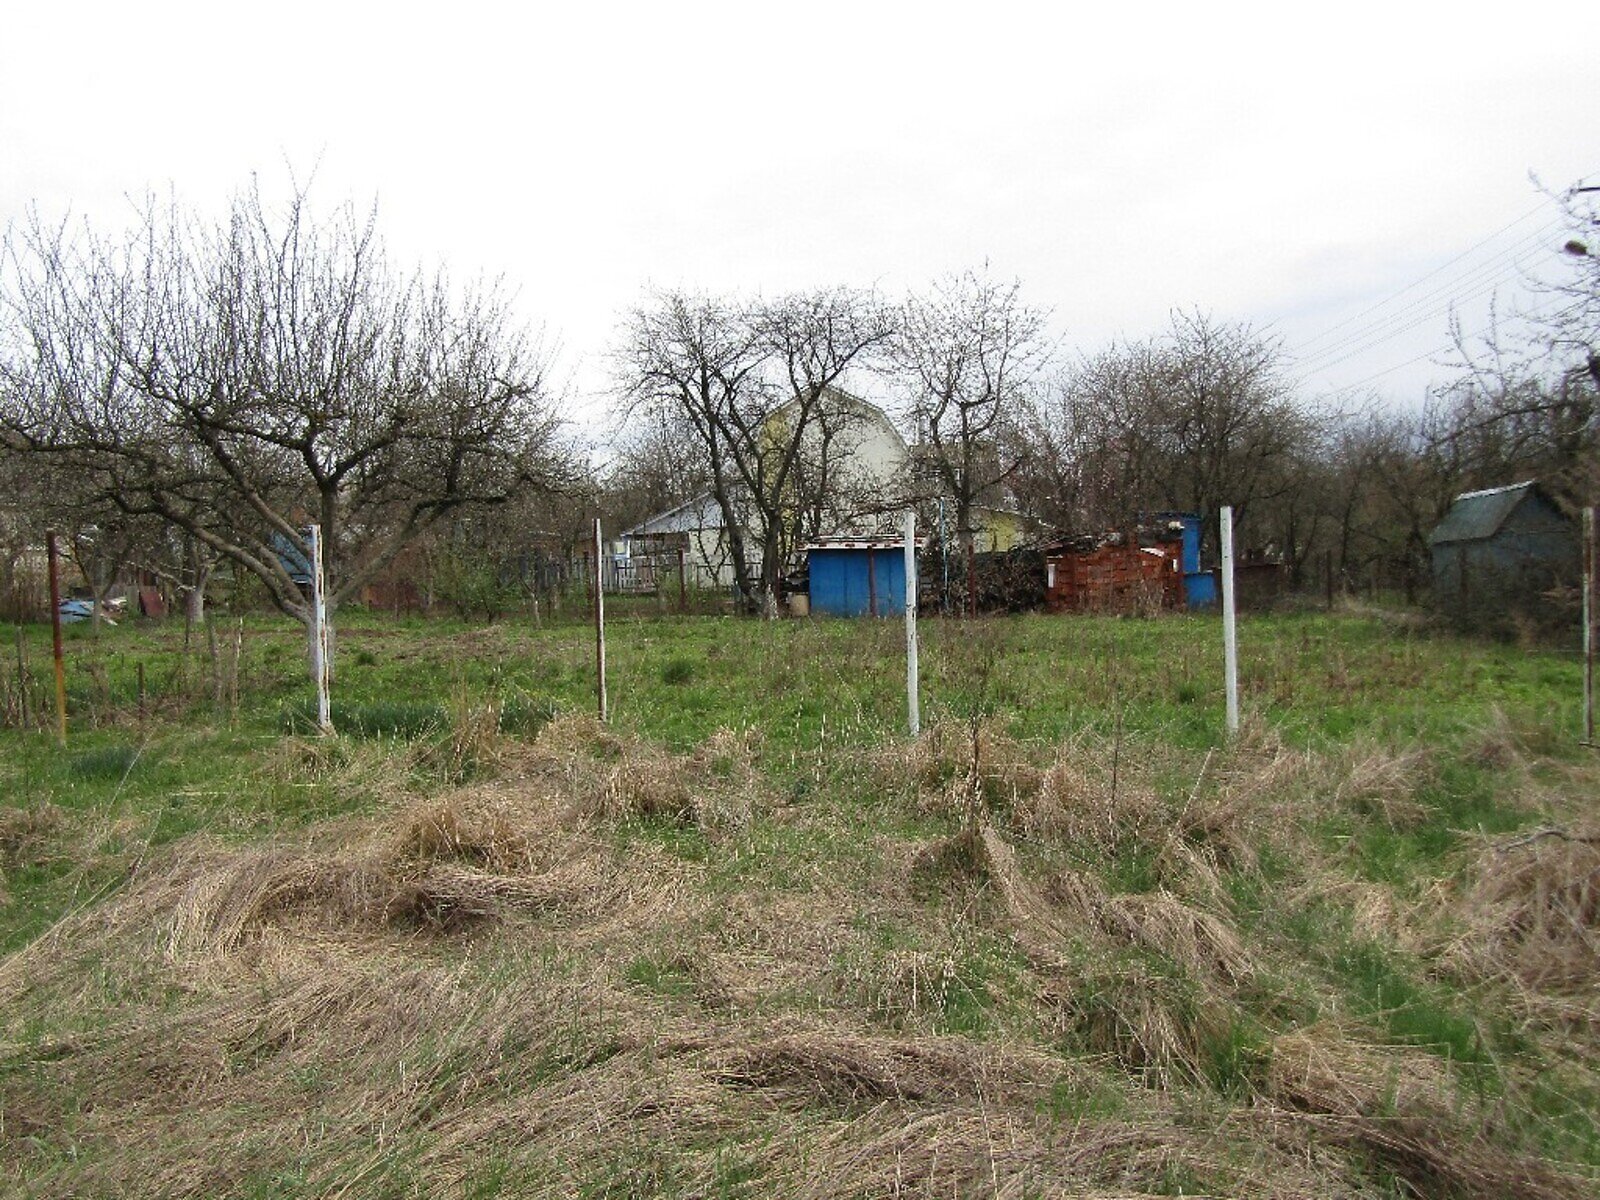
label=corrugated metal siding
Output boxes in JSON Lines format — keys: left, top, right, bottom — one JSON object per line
{"left": 809, "top": 548, "right": 910, "bottom": 617}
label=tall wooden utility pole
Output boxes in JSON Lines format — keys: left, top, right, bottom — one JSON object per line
{"left": 45, "top": 530, "right": 67, "bottom": 746}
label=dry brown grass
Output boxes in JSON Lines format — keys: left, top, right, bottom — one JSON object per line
{"left": 512, "top": 713, "right": 763, "bottom": 829}
{"left": 1262, "top": 1023, "right": 1578, "bottom": 1200}
{"left": 880, "top": 718, "right": 1045, "bottom": 819}
{"left": 2, "top": 714, "right": 1597, "bottom": 1199}
{"left": 1334, "top": 742, "right": 1435, "bottom": 829}
{"left": 1452, "top": 825, "right": 1600, "bottom": 999}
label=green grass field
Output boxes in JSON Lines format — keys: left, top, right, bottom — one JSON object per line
{"left": 1, "top": 606, "right": 1596, "bottom": 1197}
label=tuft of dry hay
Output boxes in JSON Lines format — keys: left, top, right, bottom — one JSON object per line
{"left": 257, "top": 734, "right": 421, "bottom": 810}
{"left": 1333, "top": 742, "right": 1434, "bottom": 829}
{"left": 1021, "top": 756, "right": 1164, "bottom": 853}
{"left": 882, "top": 719, "right": 1044, "bottom": 821}
{"left": 1452, "top": 825, "right": 1600, "bottom": 996}
{"left": 1267, "top": 1023, "right": 1448, "bottom": 1117}
{"left": 974, "top": 824, "right": 1253, "bottom": 990}
{"left": 0, "top": 802, "right": 66, "bottom": 871}
{"left": 511, "top": 715, "right": 762, "bottom": 830}
{"left": 1263, "top": 1023, "right": 1578, "bottom": 1200}
{"left": 114, "top": 786, "right": 651, "bottom": 958}
{"left": 391, "top": 795, "right": 539, "bottom": 873}
{"left": 710, "top": 1028, "right": 1067, "bottom": 1107}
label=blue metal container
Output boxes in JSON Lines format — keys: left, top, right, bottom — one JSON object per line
{"left": 808, "top": 545, "right": 911, "bottom": 617}
{"left": 1184, "top": 570, "right": 1218, "bottom": 608}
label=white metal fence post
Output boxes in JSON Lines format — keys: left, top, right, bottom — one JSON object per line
{"left": 904, "top": 510, "right": 920, "bottom": 738}
{"left": 594, "top": 519, "right": 608, "bottom": 722}
{"left": 308, "top": 523, "right": 332, "bottom": 734}
{"left": 1220, "top": 505, "right": 1239, "bottom": 738}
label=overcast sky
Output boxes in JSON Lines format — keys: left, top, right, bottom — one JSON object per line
{"left": 3, "top": 2, "right": 1594, "bottom": 436}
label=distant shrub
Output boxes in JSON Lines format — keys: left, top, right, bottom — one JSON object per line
{"left": 69, "top": 744, "right": 141, "bottom": 780}
{"left": 499, "top": 693, "right": 557, "bottom": 736}
{"left": 280, "top": 699, "right": 447, "bottom": 739}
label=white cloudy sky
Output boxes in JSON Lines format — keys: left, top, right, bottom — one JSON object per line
{"left": 2, "top": 1, "right": 1594, "bottom": 435}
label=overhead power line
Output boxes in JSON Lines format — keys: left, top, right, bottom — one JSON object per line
{"left": 1292, "top": 198, "right": 1554, "bottom": 354}
{"left": 1291, "top": 221, "right": 1558, "bottom": 370}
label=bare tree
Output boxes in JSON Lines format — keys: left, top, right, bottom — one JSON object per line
{"left": 891, "top": 273, "right": 1049, "bottom": 556}
{"left": 618, "top": 286, "right": 893, "bottom": 612}
{"left": 0, "top": 179, "right": 569, "bottom": 629}
{"left": 1430, "top": 185, "right": 1599, "bottom": 509}
{"left": 1032, "top": 312, "right": 1305, "bottom": 554}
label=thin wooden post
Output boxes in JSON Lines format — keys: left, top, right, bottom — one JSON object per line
{"left": 904, "top": 511, "right": 920, "bottom": 737}
{"left": 867, "top": 547, "right": 878, "bottom": 617}
{"left": 965, "top": 541, "right": 977, "bottom": 617}
{"left": 1584, "top": 506, "right": 1595, "bottom": 745}
{"left": 230, "top": 618, "right": 244, "bottom": 725}
{"left": 1220, "top": 506, "right": 1239, "bottom": 738}
{"left": 137, "top": 660, "right": 146, "bottom": 725}
{"left": 677, "top": 546, "right": 687, "bottom": 612}
{"left": 1324, "top": 549, "right": 1334, "bottom": 609}
{"left": 308, "top": 524, "right": 332, "bottom": 734}
{"left": 594, "top": 520, "right": 608, "bottom": 721}
{"left": 46, "top": 530, "right": 67, "bottom": 746}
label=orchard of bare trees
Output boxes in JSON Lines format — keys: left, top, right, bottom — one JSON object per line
{"left": 3, "top": 177, "right": 1596, "bottom": 625}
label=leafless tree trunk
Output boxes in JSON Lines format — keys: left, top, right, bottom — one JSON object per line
{"left": 892, "top": 272, "right": 1049, "bottom": 556}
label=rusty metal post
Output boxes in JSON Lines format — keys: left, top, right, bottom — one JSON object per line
{"left": 46, "top": 530, "right": 67, "bottom": 746}
{"left": 1584, "top": 506, "right": 1595, "bottom": 745}
{"left": 15, "top": 622, "right": 28, "bottom": 731}
{"left": 594, "top": 520, "right": 608, "bottom": 722}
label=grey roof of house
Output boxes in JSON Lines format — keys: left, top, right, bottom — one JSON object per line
{"left": 1427, "top": 481, "right": 1540, "bottom": 546}
{"left": 621, "top": 493, "right": 726, "bottom": 537}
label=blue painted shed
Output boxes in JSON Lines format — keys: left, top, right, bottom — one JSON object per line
{"left": 805, "top": 540, "right": 918, "bottom": 617}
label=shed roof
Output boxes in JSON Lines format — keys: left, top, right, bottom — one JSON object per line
{"left": 1428, "top": 481, "right": 1545, "bottom": 546}
{"left": 803, "top": 537, "right": 927, "bottom": 552}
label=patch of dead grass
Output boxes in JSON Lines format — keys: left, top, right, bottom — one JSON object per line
{"left": 1451, "top": 825, "right": 1600, "bottom": 999}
